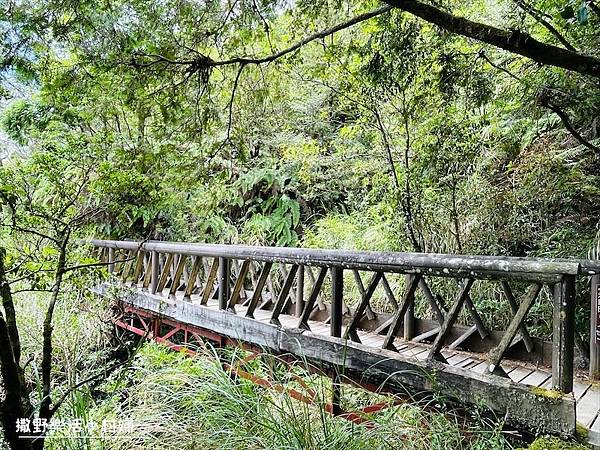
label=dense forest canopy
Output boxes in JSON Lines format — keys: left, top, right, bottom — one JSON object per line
{"left": 0, "top": 0, "right": 598, "bottom": 257}
{"left": 0, "top": 1, "right": 598, "bottom": 449}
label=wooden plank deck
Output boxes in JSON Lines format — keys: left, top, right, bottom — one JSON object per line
{"left": 190, "top": 294, "right": 600, "bottom": 439}
{"left": 121, "top": 286, "right": 599, "bottom": 444}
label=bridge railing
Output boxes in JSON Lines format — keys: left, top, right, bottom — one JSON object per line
{"left": 88, "top": 239, "right": 600, "bottom": 394}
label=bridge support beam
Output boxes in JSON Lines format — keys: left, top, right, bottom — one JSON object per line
{"left": 218, "top": 257, "right": 230, "bottom": 310}
{"left": 150, "top": 251, "right": 159, "bottom": 294}
{"left": 106, "top": 288, "right": 578, "bottom": 437}
{"left": 330, "top": 267, "right": 343, "bottom": 416}
{"left": 552, "top": 275, "right": 576, "bottom": 393}
{"left": 108, "top": 248, "right": 115, "bottom": 274}
{"left": 591, "top": 274, "right": 600, "bottom": 380}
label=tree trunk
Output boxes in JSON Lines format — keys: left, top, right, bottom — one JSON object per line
{"left": 0, "top": 248, "right": 31, "bottom": 450}
{"left": 0, "top": 250, "right": 32, "bottom": 418}
{"left": 38, "top": 234, "right": 68, "bottom": 424}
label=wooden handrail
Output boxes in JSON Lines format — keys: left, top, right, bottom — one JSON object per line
{"left": 87, "top": 239, "right": 580, "bottom": 282}
{"left": 88, "top": 238, "right": 600, "bottom": 393}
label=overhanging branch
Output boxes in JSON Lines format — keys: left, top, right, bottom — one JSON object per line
{"left": 540, "top": 97, "right": 600, "bottom": 154}
{"left": 514, "top": 0, "right": 576, "bottom": 52}
{"left": 133, "top": 5, "right": 393, "bottom": 70}
{"left": 382, "top": 0, "right": 600, "bottom": 79}
{"left": 132, "top": 2, "right": 600, "bottom": 80}
{"left": 213, "top": 5, "right": 393, "bottom": 66}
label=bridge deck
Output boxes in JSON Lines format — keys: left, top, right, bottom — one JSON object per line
{"left": 206, "top": 297, "right": 600, "bottom": 432}
{"left": 92, "top": 239, "right": 600, "bottom": 445}
{"left": 122, "top": 287, "right": 600, "bottom": 439}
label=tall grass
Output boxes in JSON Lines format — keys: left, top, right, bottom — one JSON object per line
{"left": 45, "top": 343, "right": 514, "bottom": 450}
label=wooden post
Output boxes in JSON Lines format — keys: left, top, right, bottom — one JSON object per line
{"left": 150, "top": 251, "right": 159, "bottom": 294}
{"left": 591, "top": 274, "right": 600, "bottom": 380}
{"left": 330, "top": 267, "right": 343, "bottom": 415}
{"left": 552, "top": 275, "right": 576, "bottom": 393}
{"left": 404, "top": 275, "right": 415, "bottom": 340}
{"left": 172, "top": 254, "right": 179, "bottom": 280}
{"left": 99, "top": 247, "right": 107, "bottom": 263}
{"left": 218, "top": 257, "right": 230, "bottom": 310}
{"left": 295, "top": 266, "right": 305, "bottom": 318}
{"left": 330, "top": 267, "right": 343, "bottom": 337}
{"left": 108, "top": 248, "right": 115, "bottom": 274}
{"left": 270, "top": 265, "right": 299, "bottom": 325}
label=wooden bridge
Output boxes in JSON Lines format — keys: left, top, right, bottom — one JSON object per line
{"left": 89, "top": 239, "right": 600, "bottom": 445}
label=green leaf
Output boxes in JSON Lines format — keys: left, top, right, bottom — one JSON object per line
{"left": 290, "top": 201, "right": 300, "bottom": 227}
{"left": 41, "top": 246, "right": 59, "bottom": 257}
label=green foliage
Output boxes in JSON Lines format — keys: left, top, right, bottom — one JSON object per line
{"left": 233, "top": 168, "right": 301, "bottom": 245}
{"left": 522, "top": 435, "right": 589, "bottom": 450}
{"left": 304, "top": 210, "right": 399, "bottom": 251}
{"left": 0, "top": 4, "right": 599, "bottom": 441}
{"left": 67, "top": 343, "right": 512, "bottom": 450}
{"left": 1, "top": 99, "right": 51, "bottom": 145}
{"left": 2, "top": 0, "right": 598, "bottom": 256}
{"left": 0, "top": 0, "right": 598, "bottom": 337}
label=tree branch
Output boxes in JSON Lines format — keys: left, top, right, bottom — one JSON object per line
{"left": 133, "top": 6, "right": 393, "bottom": 70}
{"left": 539, "top": 93, "right": 600, "bottom": 154}
{"left": 1, "top": 222, "right": 58, "bottom": 245}
{"left": 8, "top": 268, "right": 55, "bottom": 285}
{"left": 383, "top": 0, "right": 600, "bottom": 79}
{"left": 131, "top": 2, "right": 600, "bottom": 80}
{"left": 48, "top": 357, "right": 130, "bottom": 416}
{"left": 63, "top": 255, "right": 136, "bottom": 274}
{"left": 514, "top": 0, "right": 576, "bottom": 52}
{"left": 11, "top": 288, "right": 54, "bottom": 294}
{"left": 0, "top": 311, "right": 28, "bottom": 449}
{"left": 478, "top": 50, "right": 522, "bottom": 81}
{"left": 372, "top": 107, "right": 401, "bottom": 190}
{"left": 0, "top": 249, "right": 21, "bottom": 365}
{"left": 222, "top": 62, "right": 245, "bottom": 151}
{"left": 211, "top": 6, "right": 394, "bottom": 66}
{"left": 39, "top": 230, "right": 70, "bottom": 420}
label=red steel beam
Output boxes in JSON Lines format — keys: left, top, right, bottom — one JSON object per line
{"left": 114, "top": 305, "right": 400, "bottom": 427}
